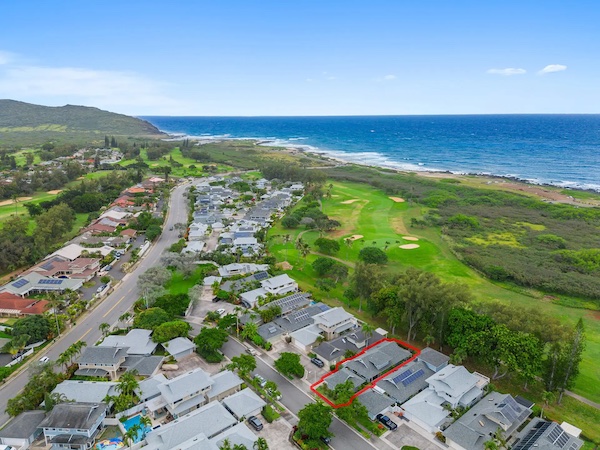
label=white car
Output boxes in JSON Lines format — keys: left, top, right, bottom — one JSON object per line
{"left": 39, "top": 356, "right": 50, "bottom": 364}
{"left": 216, "top": 308, "right": 226, "bottom": 316}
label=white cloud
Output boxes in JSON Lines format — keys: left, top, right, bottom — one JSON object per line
{"left": 383, "top": 74, "right": 396, "bottom": 80}
{"left": 538, "top": 64, "right": 567, "bottom": 75}
{"left": 0, "top": 51, "right": 13, "bottom": 65}
{"left": 486, "top": 68, "right": 527, "bottom": 76}
{"left": 0, "top": 63, "right": 185, "bottom": 113}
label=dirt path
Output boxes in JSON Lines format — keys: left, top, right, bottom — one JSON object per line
{"left": 565, "top": 390, "right": 600, "bottom": 410}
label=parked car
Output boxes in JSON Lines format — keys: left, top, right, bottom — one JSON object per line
{"left": 212, "top": 296, "right": 221, "bottom": 302}
{"left": 245, "top": 347, "right": 258, "bottom": 356}
{"left": 96, "top": 284, "right": 106, "bottom": 293}
{"left": 376, "top": 414, "right": 398, "bottom": 431}
{"left": 321, "top": 436, "right": 331, "bottom": 445}
{"left": 104, "top": 265, "right": 112, "bottom": 271}
{"left": 247, "top": 416, "right": 263, "bottom": 431}
{"left": 216, "top": 308, "right": 226, "bottom": 316}
{"left": 254, "top": 374, "right": 267, "bottom": 387}
{"left": 310, "top": 357, "right": 325, "bottom": 368}
{"left": 39, "top": 356, "right": 50, "bottom": 364}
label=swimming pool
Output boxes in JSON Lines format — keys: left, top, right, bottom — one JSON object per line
{"left": 122, "top": 414, "right": 152, "bottom": 443}
{"left": 96, "top": 438, "right": 124, "bottom": 450}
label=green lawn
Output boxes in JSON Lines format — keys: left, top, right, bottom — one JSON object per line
{"left": 165, "top": 264, "right": 214, "bottom": 296}
{"left": 268, "top": 180, "right": 600, "bottom": 406}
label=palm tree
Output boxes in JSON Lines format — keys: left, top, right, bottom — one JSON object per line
{"left": 299, "top": 242, "right": 310, "bottom": 269}
{"left": 219, "top": 439, "right": 233, "bottom": 450}
{"left": 241, "top": 321, "right": 259, "bottom": 342}
{"left": 424, "top": 334, "right": 435, "bottom": 347}
{"left": 119, "top": 311, "right": 131, "bottom": 324}
{"left": 11, "top": 194, "right": 18, "bottom": 216}
{"left": 254, "top": 437, "right": 269, "bottom": 450}
{"left": 57, "top": 351, "right": 71, "bottom": 371}
{"left": 46, "top": 291, "right": 64, "bottom": 338}
{"left": 540, "top": 391, "right": 556, "bottom": 418}
{"left": 361, "top": 322, "right": 376, "bottom": 346}
{"left": 99, "top": 322, "right": 111, "bottom": 337}
{"left": 344, "top": 237, "right": 353, "bottom": 260}
{"left": 234, "top": 306, "right": 243, "bottom": 339}
{"left": 125, "top": 424, "right": 141, "bottom": 446}
{"left": 282, "top": 234, "right": 291, "bottom": 261}
{"left": 139, "top": 415, "right": 152, "bottom": 439}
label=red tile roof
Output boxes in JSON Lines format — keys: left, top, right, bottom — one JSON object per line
{"left": 0, "top": 293, "right": 49, "bottom": 315}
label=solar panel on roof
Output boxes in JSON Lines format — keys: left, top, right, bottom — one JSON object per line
{"left": 500, "top": 404, "right": 518, "bottom": 423}
{"left": 514, "top": 421, "right": 552, "bottom": 450}
{"left": 11, "top": 279, "right": 29, "bottom": 288}
{"left": 39, "top": 279, "right": 63, "bottom": 285}
{"left": 41, "top": 261, "right": 55, "bottom": 270}
{"left": 268, "top": 326, "right": 277, "bottom": 333}
{"left": 254, "top": 272, "right": 268, "bottom": 280}
{"left": 401, "top": 369, "right": 425, "bottom": 386}
{"left": 392, "top": 369, "right": 412, "bottom": 384}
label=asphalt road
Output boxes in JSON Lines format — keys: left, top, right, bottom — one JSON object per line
{"left": 221, "top": 339, "right": 385, "bottom": 450}
{"left": 0, "top": 181, "right": 190, "bottom": 426}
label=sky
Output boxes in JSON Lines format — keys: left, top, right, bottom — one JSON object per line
{"left": 0, "top": 1, "right": 598, "bottom": 116}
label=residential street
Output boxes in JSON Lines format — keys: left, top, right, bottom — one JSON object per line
{"left": 221, "top": 338, "right": 394, "bottom": 450}
{"left": 0, "top": 181, "right": 190, "bottom": 426}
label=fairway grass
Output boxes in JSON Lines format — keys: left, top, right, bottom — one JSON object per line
{"left": 267, "top": 180, "right": 600, "bottom": 404}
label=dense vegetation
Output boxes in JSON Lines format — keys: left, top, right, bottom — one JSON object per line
{"left": 325, "top": 165, "right": 600, "bottom": 301}
{"left": 0, "top": 100, "right": 163, "bottom": 145}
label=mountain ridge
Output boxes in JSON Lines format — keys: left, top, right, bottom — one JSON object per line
{"left": 0, "top": 100, "right": 165, "bottom": 141}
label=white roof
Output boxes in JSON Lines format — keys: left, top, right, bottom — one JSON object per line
{"left": 240, "top": 288, "right": 267, "bottom": 306}
{"left": 561, "top": 422, "right": 582, "bottom": 438}
{"left": 164, "top": 337, "right": 195, "bottom": 356}
{"left": 184, "top": 241, "right": 205, "bottom": 253}
{"left": 313, "top": 307, "right": 354, "bottom": 327}
{"left": 158, "top": 368, "right": 214, "bottom": 405}
{"left": 426, "top": 364, "right": 479, "bottom": 399}
{"left": 221, "top": 387, "right": 266, "bottom": 418}
{"left": 290, "top": 324, "right": 322, "bottom": 347}
{"left": 208, "top": 371, "right": 242, "bottom": 399}
{"left": 233, "top": 237, "right": 258, "bottom": 245}
{"left": 203, "top": 276, "right": 222, "bottom": 286}
{"left": 401, "top": 389, "right": 449, "bottom": 429}
{"left": 100, "top": 209, "right": 130, "bottom": 221}
{"left": 99, "top": 329, "right": 157, "bottom": 355}
{"left": 261, "top": 273, "right": 295, "bottom": 288}
{"left": 48, "top": 243, "right": 86, "bottom": 260}
{"left": 51, "top": 380, "right": 117, "bottom": 404}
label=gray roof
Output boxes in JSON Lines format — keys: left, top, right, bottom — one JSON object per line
{"left": 163, "top": 337, "right": 195, "bottom": 356}
{"left": 313, "top": 307, "right": 354, "bottom": 328}
{"left": 377, "top": 360, "right": 434, "bottom": 404}
{"left": 344, "top": 341, "right": 411, "bottom": 381}
{"left": 313, "top": 329, "right": 386, "bottom": 362}
{"left": 136, "top": 374, "right": 169, "bottom": 401}
{"left": 0, "top": 272, "right": 84, "bottom": 296}
{"left": 159, "top": 368, "right": 214, "bottom": 404}
{"left": 74, "top": 368, "right": 109, "bottom": 377}
{"left": 324, "top": 367, "right": 364, "bottom": 390}
{"left": 77, "top": 346, "right": 128, "bottom": 365}
{"left": 418, "top": 347, "right": 450, "bottom": 368}
{"left": 260, "top": 292, "right": 311, "bottom": 315}
{"left": 39, "top": 402, "right": 107, "bottom": 430}
{"left": 221, "top": 387, "right": 266, "bottom": 419}
{"left": 0, "top": 410, "right": 45, "bottom": 439}
{"left": 220, "top": 272, "right": 268, "bottom": 293}
{"left": 210, "top": 423, "right": 257, "bottom": 450}
{"left": 258, "top": 322, "right": 285, "bottom": 341}
{"left": 122, "top": 355, "right": 164, "bottom": 376}
{"left": 273, "top": 304, "right": 323, "bottom": 333}
{"left": 426, "top": 364, "right": 481, "bottom": 402}
{"left": 513, "top": 418, "right": 583, "bottom": 450}
{"left": 207, "top": 370, "right": 242, "bottom": 399}
{"left": 99, "top": 329, "right": 157, "bottom": 355}
{"left": 444, "top": 392, "right": 531, "bottom": 450}
{"left": 143, "top": 401, "right": 237, "bottom": 449}
{"left": 261, "top": 273, "right": 295, "bottom": 289}
{"left": 51, "top": 380, "right": 118, "bottom": 404}
{"left": 357, "top": 389, "right": 395, "bottom": 419}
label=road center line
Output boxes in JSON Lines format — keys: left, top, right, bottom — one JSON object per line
{"left": 102, "top": 290, "right": 131, "bottom": 318}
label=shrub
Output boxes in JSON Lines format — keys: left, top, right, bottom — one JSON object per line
{"left": 358, "top": 247, "right": 388, "bottom": 264}
{"left": 262, "top": 405, "right": 280, "bottom": 423}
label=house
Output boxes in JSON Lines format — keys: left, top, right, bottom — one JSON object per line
{"left": 418, "top": 347, "right": 450, "bottom": 372}
{"left": 163, "top": 337, "right": 196, "bottom": 361}
{"left": 99, "top": 209, "right": 130, "bottom": 222}
{"left": 39, "top": 402, "right": 107, "bottom": 450}
{"left": 0, "top": 292, "right": 49, "bottom": 316}
{"left": 25, "top": 256, "right": 100, "bottom": 281}
{"left": 206, "top": 371, "right": 243, "bottom": 402}
{"left": 313, "top": 307, "right": 357, "bottom": 340}
{"left": 50, "top": 380, "right": 118, "bottom": 404}
{"left": 210, "top": 423, "right": 258, "bottom": 450}
{"left": 232, "top": 237, "right": 260, "bottom": 255}
{"left": 376, "top": 360, "right": 434, "bottom": 405}
{"left": 343, "top": 341, "right": 411, "bottom": 383}
{"left": 0, "top": 410, "right": 45, "bottom": 449}
{"left": 313, "top": 328, "right": 387, "bottom": 366}
{"left": 324, "top": 367, "right": 364, "bottom": 390}
{"left": 48, "top": 243, "right": 114, "bottom": 261}
{"left": 221, "top": 388, "right": 266, "bottom": 420}
{"left": 289, "top": 324, "right": 323, "bottom": 352}
{"left": 99, "top": 329, "right": 157, "bottom": 356}
{"left": 261, "top": 273, "right": 297, "bottom": 296}
{"left": 120, "top": 228, "right": 137, "bottom": 241}
{"left": 0, "top": 272, "right": 84, "bottom": 297}
{"left": 357, "top": 388, "right": 396, "bottom": 420}
{"left": 136, "top": 374, "right": 169, "bottom": 403}
{"left": 218, "top": 263, "right": 270, "bottom": 278}
{"left": 120, "top": 355, "right": 164, "bottom": 377}
{"left": 157, "top": 368, "right": 214, "bottom": 419}
{"left": 400, "top": 364, "right": 489, "bottom": 433}
{"left": 75, "top": 346, "right": 129, "bottom": 380}
{"left": 513, "top": 418, "right": 583, "bottom": 450}
{"left": 444, "top": 393, "right": 531, "bottom": 450}
{"left": 261, "top": 291, "right": 311, "bottom": 315}
{"left": 240, "top": 288, "right": 268, "bottom": 309}
{"left": 183, "top": 241, "right": 205, "bottom": 253}
{"left": 141, "top": 401, "right": 237, "bottom": 449}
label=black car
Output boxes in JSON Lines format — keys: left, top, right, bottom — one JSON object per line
{"left": 376, "top": 414, "right": 398, "bottom": 431}
{"left": 310, "top": 357, "right": 325, "bottom": 368}
{"left": 320, "top": 436, "right": 331, "bottom": 445}
{"left": 248, "top": 415, "right": 263, "bottom": 431}
{"left": 212, "top": 296, "right": 221, "bottom": 302}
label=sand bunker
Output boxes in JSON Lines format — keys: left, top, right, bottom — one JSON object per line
{"left": 402, "top": 236, "right": 419, "bottom": 241}
{"left": 47, "top": 190, "right": 62, "bottom": 195}
{"left": 399, "top": 244, "right": 420, "bottom": 249}
{"left": 0, "top": 197, "right": 32, "bottom": 207}
{"left": 277, "top": 261, "right": 294, "bottom": 270}
{"left": 389, "top": 197, "right": 405, "bottom": 202}
{"left": 348, "top": 235, "right": 364, "bottom": 241}
{"left": 341, "top": 199, "right": 361, "bottom": 204}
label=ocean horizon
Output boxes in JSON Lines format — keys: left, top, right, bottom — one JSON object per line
{"left": 141, "top": 115, "right": 600, "bottom": 192}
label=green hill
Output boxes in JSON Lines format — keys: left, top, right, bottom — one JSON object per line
{"left": 0, "top": 100, "right": 165, "bottom": 145}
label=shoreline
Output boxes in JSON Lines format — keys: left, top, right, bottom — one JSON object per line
{"left": 161, "top": 133, "right": 600, "bottom": 205}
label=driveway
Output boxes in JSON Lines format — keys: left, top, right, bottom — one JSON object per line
{"left": 383, "top": 423, "right": 445, "bottom": 450}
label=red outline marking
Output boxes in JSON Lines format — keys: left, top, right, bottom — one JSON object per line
{"left": 310, "top": 338, "right": 421, "bottom": 408}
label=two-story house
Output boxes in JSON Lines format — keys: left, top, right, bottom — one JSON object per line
{"left": 39, "top": 402, "right": 107, "bottom": 450}
{"left": 312, "top": 307, "right": 357, "bottom": 340}
{"left": 157, "top": 368, "right": 214, "bottom": 419}
{"left": 75, "top": 347, "right": 128, "bottom": 380}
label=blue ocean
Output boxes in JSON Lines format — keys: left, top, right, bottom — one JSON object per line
{"left": 141, "top": 115, "right": 600, "bottom": 192}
